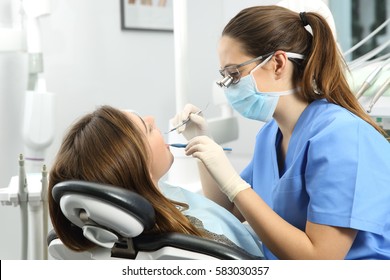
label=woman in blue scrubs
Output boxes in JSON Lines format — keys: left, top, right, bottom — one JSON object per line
{"left": 172, "top": 6, "right": 390, "bottom": 259}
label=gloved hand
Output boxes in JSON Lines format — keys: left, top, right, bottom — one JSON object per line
{"left": 185, "top": 135, "right": 250, "bottom": 202}
{"left": 170, "top": 104, "right": 208, "bottom": 140}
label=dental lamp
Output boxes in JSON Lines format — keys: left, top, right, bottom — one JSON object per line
{"left": 0, "top": 0, "right": 54, "bottom": 260}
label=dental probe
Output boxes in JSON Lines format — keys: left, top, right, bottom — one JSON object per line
{"left": 165, "top": 103, "right": 210, "bottom": 134}
{"left": 169, "top": 143, "right": 232, "bottom": 152}
{"left": 367, "top": 77, "right": 390, "bottom": 113}
{"left": 165, "top": 110, "right": 203, "bottom": 134}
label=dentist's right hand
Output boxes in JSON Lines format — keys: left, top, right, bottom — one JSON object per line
{"left": 170, "top": 104, "right": 208, "bottom": 140}
{"left": 185, "top": 135, "right": 251, "bottom": 202}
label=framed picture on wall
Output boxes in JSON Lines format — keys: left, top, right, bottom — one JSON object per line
{"left": 120, "top": 0, "right": 173, "bottom": 32}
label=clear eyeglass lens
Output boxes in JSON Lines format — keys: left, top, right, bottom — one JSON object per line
{"left": 220, "top": 67, "right": 240, "bottom": 82}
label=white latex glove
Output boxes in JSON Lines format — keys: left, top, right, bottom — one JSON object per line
{"left": 170, "top": 104, "right": 208, "bottom": 141}
{"left": 185, "top": 135, "right": 251, "bottom": 202}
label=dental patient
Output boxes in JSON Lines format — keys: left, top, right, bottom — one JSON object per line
{"left": 48, "top": 105, "right": 263, "bottom": 257}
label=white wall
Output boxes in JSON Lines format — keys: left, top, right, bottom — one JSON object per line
{"left": 0, "top": 0, "right": 279, "bottom": 259}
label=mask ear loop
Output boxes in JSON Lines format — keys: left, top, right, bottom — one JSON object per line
{"left": 250, "top": 54, "right": 274, "bottom": 92}
{"left": 249, "top": 53, "right": 274, "bottom": 74}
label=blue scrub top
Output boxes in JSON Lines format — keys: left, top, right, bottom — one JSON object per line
{"left": 241, "top": 99, "right": 390, "bottom": 259}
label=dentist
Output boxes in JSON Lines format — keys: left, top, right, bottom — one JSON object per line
{"left": 171, "top": 6, "right": 390, "bottom": 259}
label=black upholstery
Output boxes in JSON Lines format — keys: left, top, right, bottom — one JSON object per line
{"left": 47, "top": 228, "right": 59, "bottom": 246}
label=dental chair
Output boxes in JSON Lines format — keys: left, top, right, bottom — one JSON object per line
{"left": 47, "top": 180, "right": 261, "bottom": 260}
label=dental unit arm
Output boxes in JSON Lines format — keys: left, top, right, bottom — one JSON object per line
{"left": 0, "top": 156, "right": 49, "bottom": 259}
{"left": 0, "top": 0, "right": 54, "bottom": 260}
{"left": 350, "top": 63, "right": 390, "bottom": 135}
{"left": 346, "top": 19, "right": 390, "bottom": 136}
{"left": 367, "top": 77, "right": 390, "bottom": 114}
{"left": 355, "top": 58, "right": 390, "bottom": 99}
{"left": 22, "top": 0, "right": 55, "bottom": 171}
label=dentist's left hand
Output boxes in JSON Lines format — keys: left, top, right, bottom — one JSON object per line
{"left": 185, "top": 136, "right": 250, "bottom": 202}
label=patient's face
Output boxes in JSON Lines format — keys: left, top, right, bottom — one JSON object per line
{"left": 124, "top": 111, "right": 174, "bottom": 182}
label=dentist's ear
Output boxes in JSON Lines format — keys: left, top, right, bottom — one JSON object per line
{"left": 273, "top": 51, "right": 288, "bottom": 76}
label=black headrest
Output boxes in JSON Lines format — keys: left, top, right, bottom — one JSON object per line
{"left": 52, "top": 180, "right": 155, "bottom": 230}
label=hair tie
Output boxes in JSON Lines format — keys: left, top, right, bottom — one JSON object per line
{"left": 299, "top": 12, "right": 309, "bottom": 27}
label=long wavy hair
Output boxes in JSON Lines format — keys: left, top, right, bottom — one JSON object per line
{"left": 48, "top": 105, "right": 206, "bottom": 252}
{"left": 222, "top": 5, "right": 387, "bottom": 137}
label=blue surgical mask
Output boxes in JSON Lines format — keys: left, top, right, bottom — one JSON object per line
{"left": 224, "top": 53, "right": 301, "bottom": 122}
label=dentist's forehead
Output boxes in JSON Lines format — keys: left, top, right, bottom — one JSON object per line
{"left": 218, "top": 36, "right": 252, "bottom": 68}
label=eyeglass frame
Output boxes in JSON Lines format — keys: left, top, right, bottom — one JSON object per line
{"left": 217, "top": 52, "right": 274, "bottom": 88}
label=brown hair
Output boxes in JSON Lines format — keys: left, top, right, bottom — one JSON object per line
{"left": 222, "top": 5, "right": 387, "bottom": 136}
{"left": 48, "top": 105, "right": 205, "bottom": 252}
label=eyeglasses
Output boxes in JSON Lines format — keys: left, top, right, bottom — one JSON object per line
{"left": 216, "top": 52, "right": 274, "bottom": 88}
